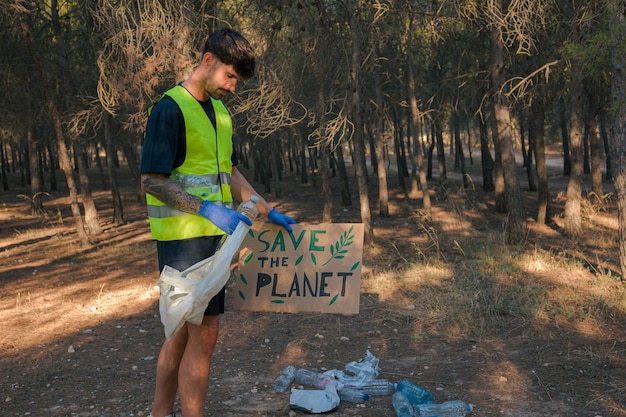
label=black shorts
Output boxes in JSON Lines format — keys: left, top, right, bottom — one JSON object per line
{"left": 157, "top": 236, "right": 225, "bottom": 316}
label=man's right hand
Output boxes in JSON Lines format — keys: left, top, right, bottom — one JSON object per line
{"left": 198, "top": 201, "right": 252, "bottom": 235}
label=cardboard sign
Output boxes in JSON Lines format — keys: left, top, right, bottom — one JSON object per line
{"left": 233, "top": 223, "right": 364, "bottom": 314}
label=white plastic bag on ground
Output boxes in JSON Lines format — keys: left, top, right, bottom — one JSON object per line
{"left": 157, "top": 222, "right": 249, "bottom": 338}
{"left": 289, "top": 384, "right": 340, "bottom": 413}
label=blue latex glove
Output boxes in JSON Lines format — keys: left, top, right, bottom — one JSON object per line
{"left": 198, "top": 201, "right": 252, "bottom": 235}
{"left": 268, "top": 208, "right": 296, "bottom": 232}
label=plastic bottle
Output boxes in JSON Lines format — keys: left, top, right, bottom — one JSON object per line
{"left": 337, "top": 388, "right": 369, "bottom": 403}
{"left": 237, "top": 195, "right": 259, "bottom": 221}
{"left": 344, "top": 350, "right": 380, "bottom": 380}
{"left": 351, "top": 379, "right": 394, "bottom": 396}
{"left": 392, "top": 391, "right": 414, "bottom": 417}
{"left": 295, "top": 368, "right": 342, "bottom": 390}
{"left": 273, "top": 365, "right": 297, "bottom": 393}
{"left": 413, "top": 400, "right": 473, "bottom": 417}
{"left": 394, "top": 379, "right": 434, "bottom": 405}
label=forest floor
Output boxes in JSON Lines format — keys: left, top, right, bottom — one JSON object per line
{"left": 0, "top": 152, "right": 625, "bottom": 417}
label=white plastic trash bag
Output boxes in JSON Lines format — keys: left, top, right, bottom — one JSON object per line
{"left": 289, "top": 384, "right": 340, "bottom": 413}
{"left": 157, "top": 222, "right": 250, "bottom": 338}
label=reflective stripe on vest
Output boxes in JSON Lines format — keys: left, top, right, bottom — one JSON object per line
{"left": 146, "top": 85, "right": 234, "bottom": 241}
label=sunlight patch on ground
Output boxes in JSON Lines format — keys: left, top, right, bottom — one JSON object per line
{"left": 429, "top": 206, "right": 475, "bottom": 236}
{"left": 472, "top": 356, "right": 540, "bottom": 412}
{"left": 0, "top": 277, "right": 157, "bottom": 354}
{"left": 589, "top": 213, "right": 618, "bottom": 231}
{"left": 361, "top": 264, "right": 454, "bottom": 304}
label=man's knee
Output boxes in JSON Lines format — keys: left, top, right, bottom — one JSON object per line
{"left": 187, "top": 315, "right": 219, "bottom": 351}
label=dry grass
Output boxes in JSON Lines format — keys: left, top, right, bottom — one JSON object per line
{"left": 362, "top": 195, "right": 626, "bottom": 348}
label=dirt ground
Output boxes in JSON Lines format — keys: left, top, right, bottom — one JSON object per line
{"left": 1, "top": 158, "right": 625, "bottom": 417}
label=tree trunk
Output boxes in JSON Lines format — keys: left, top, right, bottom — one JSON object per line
{"left": 434, "top": 116, "right": 447, "bottom": 182}
{"left": 103, "top": 112, "right": 124, "bottom": 225}
{"left": 335, "top": 142, "right": 351, "bottom": 207}
{"left": 609, "top": 0, "right": 626, "bottom": 280}
{"left": 492, "top": 111, "right": 506, "bottom": 212}
{"left": 560, "top": 102, "right": 571, "bottom": 176}
{"left": 565, "top": 59, "right": 585, "bottom": 236}
{"left": 406, "top": 30, "right": 430, "bottom": 208}
{"left": 466, "top": 119, "right": 474, "bottom": 165}
{"left": 525, "top": 121, "right": 537, "bottom": 192}
{"left": 46, "top": 138, "right": 58, "bottom": 191}
{"left": 453, "top": 112, "right": 468, "bottom": 189}
{"left": 489, "top": 5, "right": 527, "bottom": 244}
{"left": 403, "top": 109, "right": 420, "bottom": 198}
{"left": 349, "top": 0, "right": 373, "bottom": 242}
{"left": 300, "top": 127, "right": 309, "bottom": 185}
{"left": 27, "top": 107, "right": 44, "bottom": 215}
{"left": 308, "top": 138, "right": 318, "bottom": 188}
{"left": 260, "top": 140, "right": 272, "bottom": 193}
{"left": 317, "top": 88, "right": 333, "bottom": 222}
{"left": 372, "top": 59, "right": 390, "bottom": 216}
{"left": 376, "top": 129, "right": 389, "bottom": 217}
{"left": 320, "top": 142, "right": 333, "bottom": 222}
{"left": 427, "top": 124, "right": 435, "bottom": 180}
{"left": 19, "top": 12, "right": 89, "bottom": 245}
{"left": 600, "top": 113, "right": 612, "bottom": 180}
{"left": 479, "top": 116, "right": 495, "bottom": 192}
{"left": 393, "top": 128, "right": 406, "bottom": 192}
{"left": 587, "top": 116, "right": 604, "bottom": 198}
{"left": 0, "top": 143, "right": 8, "bottom": 190}
{"left": 119, "top": 136, "right": 142, "bottom": 201}
{"left": 270, "top": 137, "right": 282, "bottom": 199}
{"left": 520, "top": 122, "right": 528, "bottom": 168}
{"left": 583, "top": 126, "right": 591, "bottom": 174}
{"left": 75, "top": 142, "right": 102, "bottom": 235}
{"left": 531, "top": 96, "right": 551, "bottom": 224}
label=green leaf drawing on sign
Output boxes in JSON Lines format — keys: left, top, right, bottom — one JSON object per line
{"left": 238, "top": 290, "right": 245, "bottom": 300}
{"left": 295, "top": 254, "right": 304, "bottom": 266}
{"left": 322, "top": 225, "right": 355, "bottom": 266}
{"left": 244, "top": 252, "right": 254, "bottom": 264}
{"left": 311, "top": 253, "right": 317, "bottom": 265}
{"left": 329, "top": 293, "right": 339, "bottom": 306}
{"left": 247, "top": 230, "right": 255, "bottom": 238}
{"left": 271, "top": 299, "right": 285, "bottom": 304}
{"left": 239, "top": 274, "right": 247, "bottom": 285}
{"left": 350, "top": 261, "right": 360, "bottom": 271}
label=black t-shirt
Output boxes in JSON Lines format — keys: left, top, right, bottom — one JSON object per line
{"left": 140, "top": 95, "right": 238, "bottom": 175}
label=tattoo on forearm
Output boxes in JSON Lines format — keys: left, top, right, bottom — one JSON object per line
{"left": 143, "top": 177, "right": 203, "bottom": 213}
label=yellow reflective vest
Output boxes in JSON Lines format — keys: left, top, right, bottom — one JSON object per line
{"left": 146, "top": 85, "right": 234, "bottom": 240}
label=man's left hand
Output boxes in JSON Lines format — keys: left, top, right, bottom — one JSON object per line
{"left": 268, "top": 208, "right": 296, "bottom": 233}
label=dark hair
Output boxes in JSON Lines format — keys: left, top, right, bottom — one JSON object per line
{"left": 203, "top": 28, "right": 256, "bottom": 79}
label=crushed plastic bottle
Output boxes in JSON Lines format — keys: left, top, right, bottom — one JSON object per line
{"left": 337, "top": 388, "right": 369, "bottom": 403}
{"left": 414, "top": 400, "right": 473, "bottom": 417}
{"left": 273, "top": 365, "right": 297, "bottom": 393}
{"left": 394, "top": 379, "right": 434, "bottom": 405}
{"left": 352, "top": 379, "right": 394, "bottom": 396}
{"left": 237, "top": 195, "right": 259, "bottom": 221}
{"left": 392, "top": 391, "right": 414, "bottom": 417}
{"left": 295, "top": 368, "right": 342, "bottom": 390}
{"left": 344, "top": 349, "right": 380, "bottom": 380}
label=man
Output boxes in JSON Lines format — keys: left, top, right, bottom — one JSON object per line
{"left": 140, "top": 28, "right": 296, "bottom": 417}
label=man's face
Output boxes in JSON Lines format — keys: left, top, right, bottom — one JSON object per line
{"left": 203, "top": 54, "right": 241, "bottom": 100}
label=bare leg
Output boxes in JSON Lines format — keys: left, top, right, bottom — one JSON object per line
{"left": 151, "top": 324, "right": 189, "bottom": 417}
{"left": 178, "top": 315, "right": 220, "bottom": 417}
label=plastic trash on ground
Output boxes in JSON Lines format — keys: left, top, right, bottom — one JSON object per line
{"left": 325, "top": 349, "right": 381, "bottom": 387}
{"left": 273, "top": 365, "right": 298, "bottom": 393}
{"left": 289, "top": 384, "right": 340, "bottom": 413}
{"left": 344, "top": 349, "right": 380, "bottom": 379}
{"left": 157, "top": 222, "right": 250, "bottom": 338}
